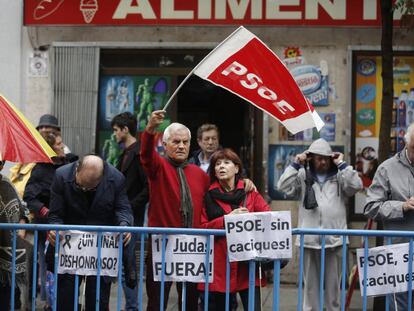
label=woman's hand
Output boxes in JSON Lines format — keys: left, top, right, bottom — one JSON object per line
{"left": 243, "top": 179, "right": 257, "bottom": 192}
{"left": 230, "top": 207, "right": 249, "bottom": 215}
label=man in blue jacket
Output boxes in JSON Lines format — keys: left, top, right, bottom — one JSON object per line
{"left": 48, "top": 155, "right": 133, "bottom": 311}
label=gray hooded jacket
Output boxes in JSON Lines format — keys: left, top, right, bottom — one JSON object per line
{"left": 278, "top": 139, "right": 363, "bottom": 249}
{"left": 364, "top": 148, "right": 414, "bottom": 243}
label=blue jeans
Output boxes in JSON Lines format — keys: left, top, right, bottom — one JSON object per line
{"left": 122, "top": 232, "right": 138, "bottom": 311}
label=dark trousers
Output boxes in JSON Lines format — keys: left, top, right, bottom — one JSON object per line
{"left": 0, "top": 284, "right": 24, "bottom": 311}
{"left": 207, "top": 287, "right": 262, "bottom": 311}
{"left": 56, "top": 274, "right": 111, "bottom": 311}
{"left": 0, "top": 284, "right": 11, "bottom": 311}
{"left": 146, "top": 244, "right": 198, "bottom": 311}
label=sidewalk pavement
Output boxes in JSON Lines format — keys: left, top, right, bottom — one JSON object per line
{"left": 108, "top": 282, "right": 374, "bottom": 310}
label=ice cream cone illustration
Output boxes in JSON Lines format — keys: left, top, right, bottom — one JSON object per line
{"left": 80, "top": 0, "right": 98, "bottom": 24}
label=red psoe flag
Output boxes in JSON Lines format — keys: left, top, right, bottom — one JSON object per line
{"left": 193, "top": 26, "right": 324, "bottom": 134}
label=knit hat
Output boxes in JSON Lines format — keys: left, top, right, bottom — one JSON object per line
{"left": 36, "top": 114, "right": 61, "bottom": 131}
{"left": 305, "top": 138, "right": 333, "bottom": 157}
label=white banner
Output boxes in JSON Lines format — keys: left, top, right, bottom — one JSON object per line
{"left": 58, "top": 231, "right": 120, "bottom": 277}
{"left": 224, "top": 211, "right": 292, "bottom": 262}
{"left": 151, "top": 234, "right": 214, "bottom": 283}
{"left": 357, "top": 243, "right": 414, "bottom": 296}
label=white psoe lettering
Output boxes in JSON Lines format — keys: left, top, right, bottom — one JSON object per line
{"left": 221, "top": 61, "right": 295, "bottom": 115}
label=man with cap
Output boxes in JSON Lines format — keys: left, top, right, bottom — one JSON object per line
{"left": 36, "top": 114, "right": 60, "bottom": 136}
{"left": 36, "top": 114, "right": 71, "bottom": 154}
{"left": 277, "top": 138, "right": 362, "bottom": 311}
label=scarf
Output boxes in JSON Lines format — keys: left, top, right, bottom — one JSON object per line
{"left": 166, "top": 158, "right": 193, "bottom": 228}
{"left": 204, "top": 186, "right": 246, "bottom": 221}
{"left": 303, "top": 163, "right": 318, "bottom": 210}
{"left": 0, "top": 175, "right": 27, "bottom": 286}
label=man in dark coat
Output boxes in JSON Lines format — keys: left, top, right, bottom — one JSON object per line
{"left": 189, "top": 123, "right": 220, "bottom": 173}
{"left": 48, "top": 155, "right": 133, "bottom": 311}
{"left": 112, "top": 112, "right": 149, "bottom": 311}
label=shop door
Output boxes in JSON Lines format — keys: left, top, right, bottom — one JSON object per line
{"left": 98, "top": 49, "right": 263, "bottom": 188}
{"left": 176, "top": 75, "right": 255, "bottom": 177}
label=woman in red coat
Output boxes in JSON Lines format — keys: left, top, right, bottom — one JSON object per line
{"left": 199, "top": 148, "right": 271, "bottom": 311}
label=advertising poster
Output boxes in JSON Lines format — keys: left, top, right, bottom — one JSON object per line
{"left": 318, "top": 113, "right": 336, "bottom": 141}
{"left": 268, "top": 144, "right": 344, "bottom": 200}
{"left": 281, "top": 47, "right": 329, "bottom": 107}
{"left": 354, "top": 55, "right": 414, "bottom": 147}
{"left": 353, "top": 54, "right": 414, "bottom": 216}
{"left": 97, "top": 75, "right": 171, "bottom": 165}
{"left": 278, "top": 113, "right": 335, "bottom": 142}
{"left": 354, "top": 138, "right": 379, "bottom": 214}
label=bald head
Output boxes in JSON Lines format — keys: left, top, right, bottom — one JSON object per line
{"left": 75, "top": 155, "right": 104, "bottom": 192}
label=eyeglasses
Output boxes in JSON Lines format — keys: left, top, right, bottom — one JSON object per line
{"left": 74, "top": 179, "right": 98, "bottom": 192}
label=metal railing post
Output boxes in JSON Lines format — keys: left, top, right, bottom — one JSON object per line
{"left": 341, "top": 236, "right": 347, "bottom": 311}
{"left": 52, "top": 231, "right": 60, "bottom": 311}
{"left": 273, "top": 260, "right": 281, "bottom": 311}
{"left": 203, "top": 235, "right": 211, "bottom": 311}
{"left": 319, "top": 236, "right": 326, "bottom": 311}
{"left": 138, "top": 233, "right": 145, "bottom": 311}
{"left": 248, "top": 260, "right": 256, "bottom": 311}
{"left": 117, "top": 235, "right": 123, "bottom": 311}
{"left": 225, "top": 255, "right": 230, "bottom": 311}
{"left": 10, "top": 230, "right": 16, "bottom": 311}
{"left": 297, "top": 234, "right": 305, "bottom": 311}
{"left": 96, "top": 232, "right": 102, "bottom": 311}
{"left": 31, "top": 230, "right": 39, "bottom": 311}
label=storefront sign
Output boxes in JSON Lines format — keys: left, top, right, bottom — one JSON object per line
{"left": 224, "top": 211, "right": 292, "bottom": 262}
{"left": 24, "top": 0, "right": 403, "bottom": 26}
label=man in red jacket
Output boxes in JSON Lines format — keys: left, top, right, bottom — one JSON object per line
{"left": 141, "top": 110, "right": 210, "bottom": 311}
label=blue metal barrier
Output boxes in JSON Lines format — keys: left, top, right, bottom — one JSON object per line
{"left": 1, "top": 224, "right": 414, "bottom": 311}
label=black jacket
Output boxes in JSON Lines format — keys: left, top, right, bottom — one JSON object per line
{"left": 24, "top": 155, "right": 77, "bottom": 225}
{"left": 24, "top": 163, "right": 58, "bottom": 224}
{"left": 188, "top": 149, "right": 203, "bottom": 167}
{"left": 48, "top": 161, "right": 133, "bottom": 226}
{"left": 117, "top": 141, "right": 148, "bottom": 226}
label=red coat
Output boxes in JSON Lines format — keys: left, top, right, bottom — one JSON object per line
{"left": 198, "top": 180, "right": 271, "bottom": 293}
{"left": 140, "top": 131, "right": 210, "bottom": 228}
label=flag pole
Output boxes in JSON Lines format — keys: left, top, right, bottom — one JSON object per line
{"left": 162, "top": 26, "right": 245, "bottom": 111}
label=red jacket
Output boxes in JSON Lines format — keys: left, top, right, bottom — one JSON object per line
{"left": 140, "top": 131, "right": 209, "bottom": 228}
{"left": 198, "top": 180, "right": 271, "bottom": 293}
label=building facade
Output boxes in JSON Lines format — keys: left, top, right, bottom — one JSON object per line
{"left": 2, "top": 0, "right": 414, "bottom": 281}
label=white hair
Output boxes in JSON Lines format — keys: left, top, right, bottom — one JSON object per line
{"left": 405, "top": 123, "right": 414, "bottom": 145}
{"left": 162, "top": 123, "right": 191, "bottom": 143}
